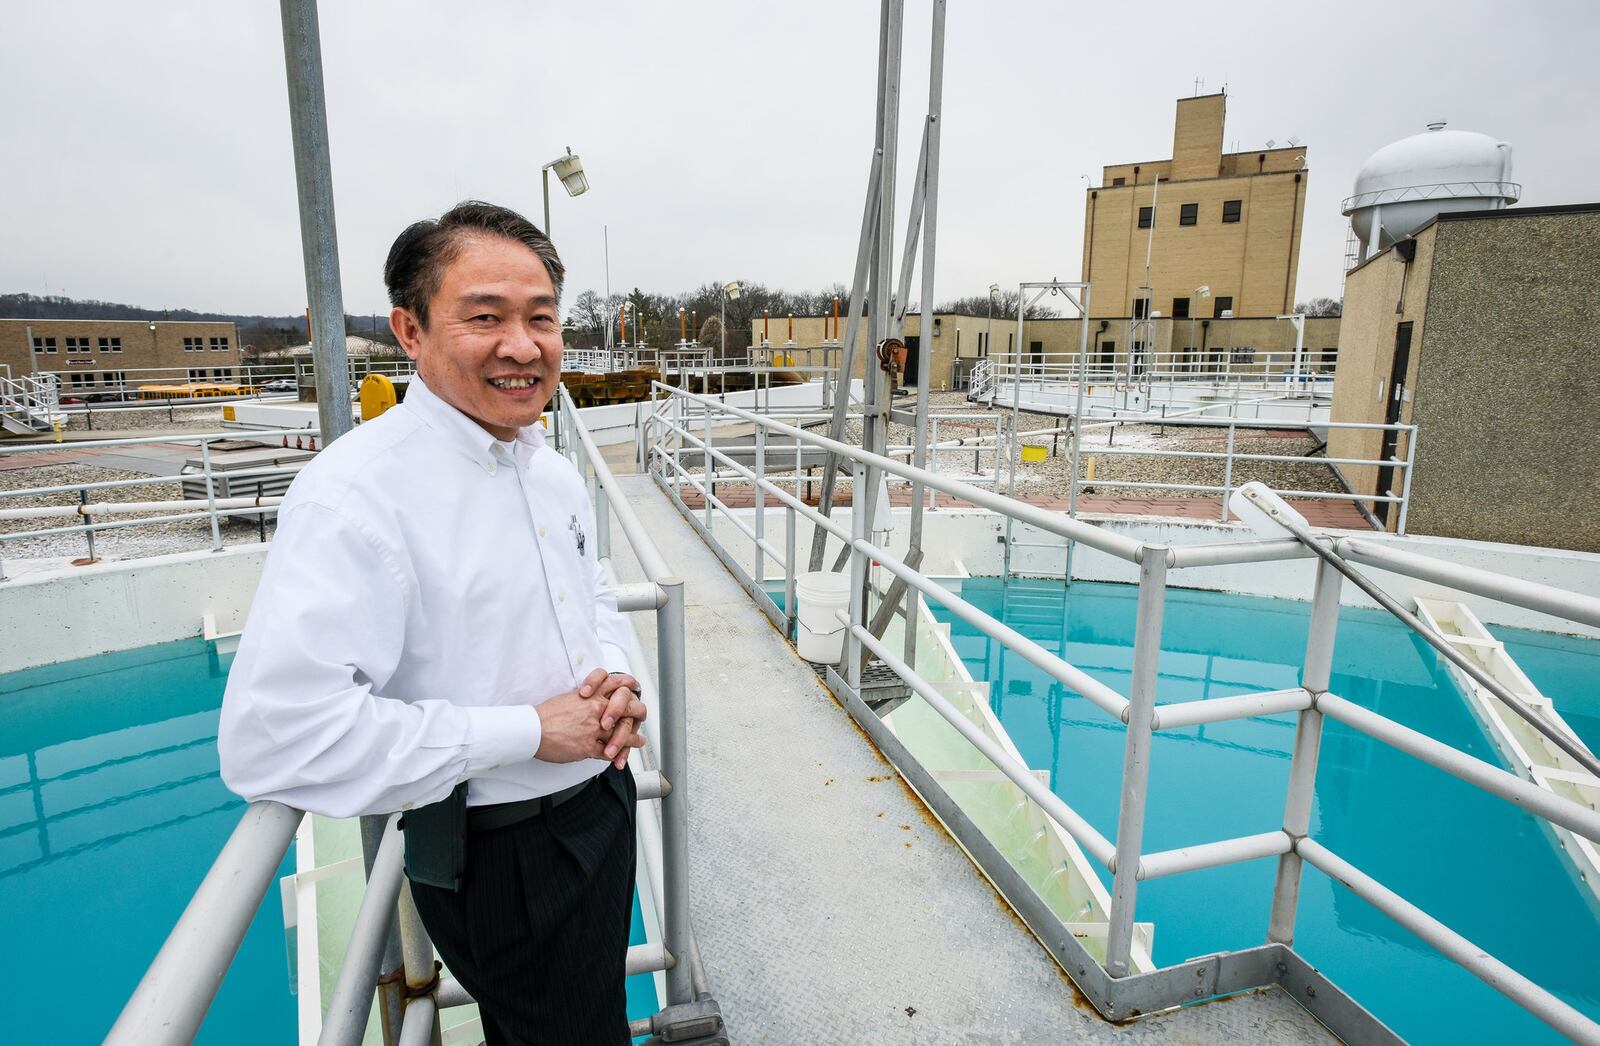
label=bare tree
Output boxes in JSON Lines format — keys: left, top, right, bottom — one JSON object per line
{"left": 1296, "top": 296, "right": 1342, "bottom": 317}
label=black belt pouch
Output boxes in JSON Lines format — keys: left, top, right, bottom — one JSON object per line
{"left": 399, "top": 781, "right": 468, "bottom": 892}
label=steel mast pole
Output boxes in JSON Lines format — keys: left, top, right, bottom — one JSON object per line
{"left": 904, "top": 0, "right": 946, "bottom": 663}
{"left": 280, "top": 0, "right": 352, "bottom": 443}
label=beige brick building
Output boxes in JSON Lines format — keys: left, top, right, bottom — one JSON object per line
{"left": 0, "top": 318, "right": 242, "bottom": 396}
{"left": 1082, "top": 93, "right": 1309, "bottom": 321}
{"left": 1328, "top": 203, "right": 1600, "bottom": 551}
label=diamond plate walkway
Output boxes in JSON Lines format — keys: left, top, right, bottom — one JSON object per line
{"left": 606, "top": 473, "right": 1338, "bottom": 1045}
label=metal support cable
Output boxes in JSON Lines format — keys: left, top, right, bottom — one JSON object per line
{"left": 1239, "top": 488, "right": 1600, "bottom": 779}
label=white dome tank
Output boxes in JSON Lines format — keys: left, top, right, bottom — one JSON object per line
{"left": 1342, "top": 121, "right": 1519, "bottom": 258}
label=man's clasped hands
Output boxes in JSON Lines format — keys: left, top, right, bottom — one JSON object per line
{"left": 534, "top": 668, "right": 648, "bottom": 770}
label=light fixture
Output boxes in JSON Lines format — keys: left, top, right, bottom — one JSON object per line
{"left": 540, "top": 147, "right": 588, "bottom": 236}
{"left": 988, "top": 282, "right": 1001, "bottom": 297}
{"left": 723, "top": 281, "right": 741, "bottom": 301}
{"left": 1195, "top": 285, "right": 1211, "bottom": 299}
{"left": 547, "top": 148, "right": 588, "bottom": 196}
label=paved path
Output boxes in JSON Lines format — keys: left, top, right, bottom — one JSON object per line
{"left": 0, "top": 441, "right": 196, "bottom": 475}
{"left": 605, "top": 473, "right": 1336, "bottom": 1044}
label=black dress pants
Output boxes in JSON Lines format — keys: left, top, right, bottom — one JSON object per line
{"left": 411, "top": 765, "right": 637, "bottom": 1046}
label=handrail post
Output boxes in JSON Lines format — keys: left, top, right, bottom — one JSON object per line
{"left": 1219, "top": 419, "right": 1237, "bottom": 522}
{"left": 702, "top": 403, "right": 714, "bottom": 528}
{"left": 397, "top": 882, "right": 443, "bottom": 1046}
{"left": 1105, "top": 547, "right": 1168, "bottom": 978}
{"left": 359, "top": 814, "right": 406, "bottom": 1044}
{"left": 595, "top": 479, "right": 612, "bottom": 562}
{"left": 1397, "top": 424, "right": 1418, "bottom": 535}
{"left": 200, "top": 437, "right": 224, "bottom": 551}
{"left": 656, "top": 577, "right": 694, "bottom": 1005}
{"left": 79, "top": 487, "right": 97, "bottom": 562}
{"left": 1269, "top": 554, "right": 1341, "bottom": 945}
{"left": 754, "top": 424, "right": 767, "bottom": 586}
{"left": 784, "top": 504, "right": 798, "bottom": 640}
{"left": 843, "top": 462, "right": 867, "bottom": 691}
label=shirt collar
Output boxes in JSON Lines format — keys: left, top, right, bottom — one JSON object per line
{"left": 403, "top": 373, "right": 546, "bottom": 472}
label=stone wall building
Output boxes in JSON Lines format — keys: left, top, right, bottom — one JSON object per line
{"left": 0, "top": 318, "right": 242, "bottom": 395}
{"left": 1328, "top": 203, "right": 1600, "bottom": 551}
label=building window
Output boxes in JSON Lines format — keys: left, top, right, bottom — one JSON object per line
{"left": 1112, "top": 177, "right": 1125, "bottom": 187}
{"left": 209, "top": 336, "right": 230, "bottom": 351}
{"left": 105, "top": 370, "right": 127, "bottom": 388}
{"left": 1132, "top": 297, "right": 1150, "bottom": 320}
{"left": 188, "top": 368, "right": 208, "bottom": 381}
{"left": 67, "top": 371, "right": 93, "bottom": 388}
{"left": 1230, "top": 347, "right": 1255, "bottom": 365}
{"left": 184, "top": 337, "right": 200, "bottom": 352}
{"left": 1214, "top": 296, "right": 1233, "bottom": 317}
{"left": 1137, "top": 206, "right": 1153, "bottom": 229}
{"left": 1179, "top": 203, "right": 1198, "bottom": 226}
{"left": 1098, "top": 340, "right": 1116, "bottom": 367}
{"left": 97, "top": 336, "right": 123, "bottom": 353}
{"left": 1171, "top": 297, "right": 1190, "bottom": 319}
{"left": 34, "top": 336, "right": 58, "bottom": 354}
{"left": 65, "top": 336, "right": 92, "bottom": 354}
{"left": 1222, "top": 199, "right": 1242, "bottom": 223}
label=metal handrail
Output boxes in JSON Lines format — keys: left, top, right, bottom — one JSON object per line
{"left": 642, "top": 380, "right": 1600, "bottom": 1044}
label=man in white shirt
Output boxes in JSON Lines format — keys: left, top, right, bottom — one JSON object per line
{"left": 220, "top": 201, "right": 647, "bottom": 1045}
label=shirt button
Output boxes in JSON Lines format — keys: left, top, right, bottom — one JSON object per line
{"left": 558, "top": 590, "right": 566, "bottom": 603}
{"left": 484, "top": 461, "right": 497, "bottom": 475}
{"left": 576, "top": 654, "right": 585, "bottom": 666}
{"left": 539, "top": 527, "right": 546, "bottom": 537}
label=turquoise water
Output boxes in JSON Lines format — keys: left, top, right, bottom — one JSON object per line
{"left": 1, "top": 638, "right": 660, "bottom": 1043}
{"left": 927, "top": 578, "right": 1600, "bottom": 1045}
{"left": 0, "top": 638, "right": 294, "bottom": 1044}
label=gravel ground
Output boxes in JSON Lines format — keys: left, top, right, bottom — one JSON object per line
{"left": 0, "top": 461, "right": 272, "bottom": 563}
{"left": 821, "top": 390, "right": 1342, "bottom": 499}
{"left": 61, "top": 405, "right": 228, "bottom": 433}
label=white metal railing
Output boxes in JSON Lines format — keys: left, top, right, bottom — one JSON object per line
{"left": 982, "top": 349, "right": 1337, "bottom": 390}
{"left": 0, "top": 372, "right": 63, "bottom": 432}
{"left": 0, "top": 429, "right": 321, "bottom": 573}
{"left": 642, "top": 381, "right": 1600, "bottom": 1044}
{"left": 107, "top": 385, "right": 719, "bottom": 1044}
{"left": 1059, "top": 414, "right": 1419, "bottom": 532}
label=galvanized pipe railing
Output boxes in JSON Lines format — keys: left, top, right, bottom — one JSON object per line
{"left": 106, "top": 802, "right": 304, "bottom": 1044}
{"left": 643, "top": 381, "right": 1600, "bottom": 1044}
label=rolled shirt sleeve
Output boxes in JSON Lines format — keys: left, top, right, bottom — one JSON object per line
{"left": 219, "top": 500, "right": 541, "bottom": 818}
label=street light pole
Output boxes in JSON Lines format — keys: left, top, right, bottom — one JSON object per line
{"left": 719, "top": 281, "right": 741, "bottom": 364}
{"left": 985, "top": 282, "right": 999, "bottom": 398}
{"left": 539, "top": 147, "right": 589, "bottom": 237}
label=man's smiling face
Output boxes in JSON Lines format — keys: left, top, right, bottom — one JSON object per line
{"left": 391, "top": 233, "right": 563, "bottom": 440}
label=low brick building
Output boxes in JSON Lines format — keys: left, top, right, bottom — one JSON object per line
{"left": 0, "top": 318, "right": 242, "bottom": 395}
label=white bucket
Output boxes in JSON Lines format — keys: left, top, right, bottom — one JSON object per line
{"left": 794, "top": 571, "right": 852, "bottom": 662}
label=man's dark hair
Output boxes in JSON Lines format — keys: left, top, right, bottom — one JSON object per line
{"left": 384, "top": 201, "right": 564, "bottom": 328}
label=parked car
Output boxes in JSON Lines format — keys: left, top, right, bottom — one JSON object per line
{"left": 260, "top": 379, "right": 297, "bottom": 393}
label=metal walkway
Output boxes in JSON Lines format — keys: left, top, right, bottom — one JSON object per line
{"left": 606, "top": 474, "right": 1336, "bottom": 1045}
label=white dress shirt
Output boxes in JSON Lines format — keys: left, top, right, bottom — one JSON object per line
{"left": 219, "top": 375, "right": 634, "bottom": 818}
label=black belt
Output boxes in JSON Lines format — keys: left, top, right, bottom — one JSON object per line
{"left": 466, "top": 771, "right": 603, "bottom": 834}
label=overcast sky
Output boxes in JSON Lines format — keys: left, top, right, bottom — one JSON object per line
{"left": 4, "top": 1, "right": 1596, "bottom": 319}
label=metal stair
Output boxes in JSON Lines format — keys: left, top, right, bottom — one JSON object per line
{"left": 0, "top": 373, "right": 62, "bottom": 434}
